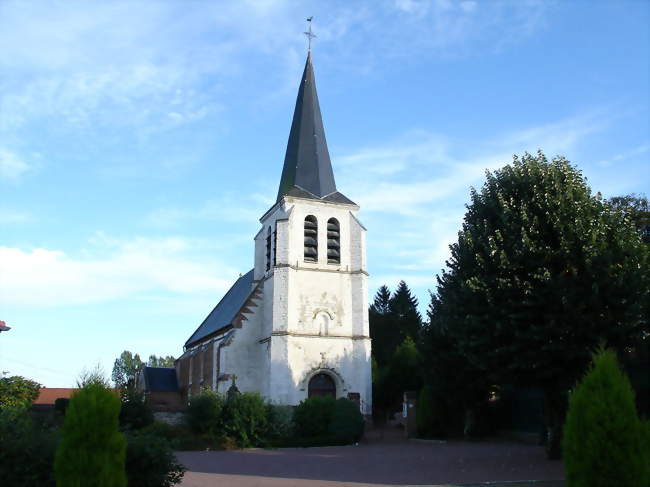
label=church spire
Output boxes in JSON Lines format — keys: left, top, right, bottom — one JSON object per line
{"left": 277, "top": 53, "right": 347, "bottom": 203}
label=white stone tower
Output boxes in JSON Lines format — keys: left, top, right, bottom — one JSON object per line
{"left": 254, "top": 53, "right": 372, "bottom": 413}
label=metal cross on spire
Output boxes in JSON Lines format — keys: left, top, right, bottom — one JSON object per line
{"left": 304, "top": 16, "right": 316, "bottom": 52}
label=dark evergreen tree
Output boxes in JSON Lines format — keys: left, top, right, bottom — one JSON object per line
{"left": 429, "top": 152, "right": 649, "bottom": 457}
{"left": 389, "top": 281, "right": 423, "bottom": 344}
{"left": 369, "top": 285, "right": 397, "bottom": 366}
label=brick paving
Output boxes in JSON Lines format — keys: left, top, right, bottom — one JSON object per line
{"left": 177, "top": 428, "right": 564, "bottom": 487}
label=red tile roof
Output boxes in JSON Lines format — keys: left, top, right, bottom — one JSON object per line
{"left": 34, "top": 388, "right": 77, "bottom": 405}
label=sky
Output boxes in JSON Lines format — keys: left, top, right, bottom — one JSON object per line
{"left": 1, "top": 0, "right": 648, "bottom": 387}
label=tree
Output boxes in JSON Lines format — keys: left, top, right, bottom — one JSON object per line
{"left": 0, "top": 376, "right": 41, "bottom": 409}
{"left": 389, "top": 281, "right": 423, "bottom": 344}
{"left": 369, "top": 285, "right": 397, "bottom": 366}
{"left": 430, "top": 152, "right": 649, "bottom": 457}
{"left": 563, "top": 347, "right": 648, "bottom": 486}
{"left": 55, "top": 383, "right": 127, "bottom": 486}
{"left": 148, "top": 355, "right": 176, "bottom": 368}
{"left": 112, "top": 351, "right": 144, "bottom": 389}
{"left": 607, "top": 193, "right": 649, "bottom": 244}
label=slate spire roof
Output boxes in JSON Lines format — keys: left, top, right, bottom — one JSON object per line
{"left": 276, "top": 53, "right": 354, "bottom": 205}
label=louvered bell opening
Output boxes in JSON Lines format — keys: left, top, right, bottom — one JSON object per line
{"left": 327, "top": 238, "right": 340, "bottom": 248}
{"left": 304, "top": 245, "right": 317, "bottom": 262}
{"left": 326, "top": 218, "right": 340, "bottom": 264}
{"left": 304, "top": 216, "right": 318, "bottom": 263}
{"left": 327, "top": 248, "right": 340, "bottom": 264}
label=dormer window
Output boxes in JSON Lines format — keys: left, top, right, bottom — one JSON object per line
{"left": 327, "top": 218, "right": 340, "bottom": 264}
{"left": 265, "top": 227, "right": 272, "bottom": 271}
{"left": 304, "top": 215, "right": 318, "bottom": 262}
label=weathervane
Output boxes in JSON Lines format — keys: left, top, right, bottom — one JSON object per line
{"left": 304, "top": 16, "right": 316, "bottom": 52}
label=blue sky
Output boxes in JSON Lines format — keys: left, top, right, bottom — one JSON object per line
{"left": 1, "top": 0, "right": 648, "bottom": 387}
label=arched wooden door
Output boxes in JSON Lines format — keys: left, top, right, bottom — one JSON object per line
{"left": 308, "top": 373, "right": 336, "bottom": 398}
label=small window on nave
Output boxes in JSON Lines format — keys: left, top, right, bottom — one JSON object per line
{"left": 265, "top": 226, "right": 272, "bottom": 271}
{"left": 304, "top": 215, "right": 318, "bottom": 262}
{"left": 327, "top": 218, "right": 340, "bottom": 264}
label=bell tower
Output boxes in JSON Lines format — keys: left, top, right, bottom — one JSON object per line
{"left": 253, "top": 53, "right": 372, "bottom": 413}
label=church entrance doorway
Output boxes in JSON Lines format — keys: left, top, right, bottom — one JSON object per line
{"left": 308, "top": 373, "right": 336, "bottom": 398}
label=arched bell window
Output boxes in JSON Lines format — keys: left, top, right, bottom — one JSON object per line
{"left": 265, "top": 226, "right": 272, "bottom": 271}
{"left": 304, "top": 215, "right": 318, "bottom": 262}
{"left": 327, "top": 218, "right": 340, "bottom": 264}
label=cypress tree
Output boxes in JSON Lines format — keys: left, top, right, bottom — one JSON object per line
{"left": 563, "top": 348, "right": 648, "bottom": 487}
{"left": 55, "top": 383, "right": 127, "bottom": 487}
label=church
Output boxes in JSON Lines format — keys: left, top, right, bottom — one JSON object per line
{"left": 173, "top": 53, "right": 372, "bottom": 414}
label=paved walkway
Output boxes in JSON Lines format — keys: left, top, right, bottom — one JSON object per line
{"left": 177, "top": 429, "right": 564, "bottom": 487}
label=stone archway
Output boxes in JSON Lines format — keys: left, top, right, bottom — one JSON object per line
{"left": 308, "top": 372, "right": 336, "bottom": 398}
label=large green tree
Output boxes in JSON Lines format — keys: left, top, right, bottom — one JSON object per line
{"left": 111, "top": 351, "right": 144, "bottom": 389}
{"left": 607, "top": 193, "right": 649, "bottom": 244}
{"left": 429, "top": 152, "right": 649, "bottom": 457}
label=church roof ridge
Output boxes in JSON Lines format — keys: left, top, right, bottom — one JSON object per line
{"left": 276, "top": 52, "right": 352, "bottom": 204}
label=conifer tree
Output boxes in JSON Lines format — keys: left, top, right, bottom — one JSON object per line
{"left": 389, "top": 281, "right": 422, "bottom": 344}
{"left": 369, "top": 285, "right": 397, "bottom": 366}
{"left": 563, "top": 348, "right": 648, "bottom": 487}
{"left": 55, "top": 383, "right": 127, "bottom": 487}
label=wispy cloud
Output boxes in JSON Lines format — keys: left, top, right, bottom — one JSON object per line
{"left": 597, "top": 143, "right": 650, "bottom": 168}
{"left": 0, "top": 235, "right": 239, "bottom": 307}
{"left": 0, "top": 148, "right": 30, "bottom": 180}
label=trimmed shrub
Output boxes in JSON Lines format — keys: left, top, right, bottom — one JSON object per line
{"left": 265, "top": 404, "right": 294, "bottom": 440}
{"left": 0, "top": 406, "right": 57, "bottom": 486}
{"left": 186, "top": 389, "right": 224, "bottom": 435}
{"left": 329, "top": 398, "right": 364, "bottom": 442}
{"left": 222, "top": 392, "right": 268, "bottom": 447}
{"left": 125, "top": 433, "right": 185, "bottom": 487}
{"left": 54, "top": 383, "right": 127, "bottom": 487}
{"left": 416, "top": 386, "right": 435, "bottom": 437}
{"left": 119, "top": 388, "right": 153, "bottom": 430}
{"left": 293, "top": 396, "right": 336, "bottom": 438}
{"left": 563, "top": 348, "right": 649, "bottom": 487}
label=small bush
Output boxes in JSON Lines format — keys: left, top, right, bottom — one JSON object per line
{"left": 0, "top": 406, "right": 57, "bottom": 486}
{"left": 222, "top": 392, "right": 268, "bottom": 447}
{"left": 563, "top": 348, "right": 649, "bottom": 487}
{"left": 119, "top": 388, "right": 153, "bottom": 430}
{"left": 54, "top": 383, "right": 127, "bottom": 487}
{"left": 125, "top": 433, "right": 185, "bottom": 487}
{"left": 329, "top": 398, "right": 364, "bottom": 442}
{"left": 186, "top": 389, "right": 224, "bottom": 435}
{"left": 265, "top": 404, "right": 294, "bottom": 440}
{"left": 293, "top": 396, "right": 336, "bottom": 438}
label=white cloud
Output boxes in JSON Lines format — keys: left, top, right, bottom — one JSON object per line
{"left": 0, "top": 148, "right": 30, "bottom": 180}
{"left": 0, "top": 236, "right": 239, "bottom": 307}
{"left": 597, "top": 143, "right": 650, "bottom": 168}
